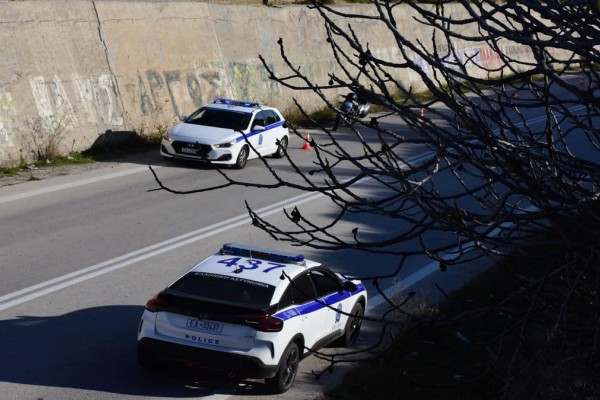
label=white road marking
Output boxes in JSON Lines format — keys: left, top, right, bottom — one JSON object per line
{"left": 366, "top": 261, "right": 439, "bottom": 312}
{"left": 2, "top": 105, "right": 583, "bottom": 312}
{"left": 0, "top": 191, "right": 323, "bottom": 312}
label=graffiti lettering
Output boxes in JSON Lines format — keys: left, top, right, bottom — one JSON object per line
{"left": 29, "top": 75, "right": 77, "bottom": 130}
{"left": 164, "top": 70, "right": 183, "bottom": 116}
{"left": 135, "top": 63, "right": 282, "bottom": 117}
{"left": 186, "top": 72, "right": 203, "bottom": 108}
{"left": 146, "top": 70, "right": 165, "bottom": 111}
{"left": 29, "top": 74, "right": 124, "bottom": 133}
{"left": 98, "top": 74, "right": 123, "bottom": 126}
{"left": 0, "top": 88, "right": 17, "bottom": 162}
{"left": 29, "top": 76, "right": 54, "bottom": 119}
{"left": 137, "top": 72, "right": 154, "bottom": 115}
{"left": 74, "top": 74, "right": 123, "bottom": 126}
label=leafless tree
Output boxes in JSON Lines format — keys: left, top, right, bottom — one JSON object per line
{"left": 151, "top": 0, "right": 600, "bottom": 397}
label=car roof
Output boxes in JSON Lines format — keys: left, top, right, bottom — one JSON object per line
{"left": 188, "top": 243, "right": 321, "bottom": 288}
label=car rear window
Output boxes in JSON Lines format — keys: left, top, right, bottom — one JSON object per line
{"left": 185, "top": 108, "right": 252, "bottom": 130}
{"left": 169, "top": 271, "right": 276, "bottom": 307}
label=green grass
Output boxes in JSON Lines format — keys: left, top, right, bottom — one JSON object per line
{"left": 0, "top": 166, "right": 17, "bottom": 179}
{"left": 284, "top": 104, "right": 338, "bottom": 128}
{"left": 0, "top": 152, "right": 96, "bottom": 179}
{"left": 0, "top": 128, "right": 164, "bottom": 179}
{"left": 46, "top": 152, "right": 96, "bottom": 166}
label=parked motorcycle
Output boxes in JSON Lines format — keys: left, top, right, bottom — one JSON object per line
{"left": 332, "top": 92, "right": 371, "bottom": 131}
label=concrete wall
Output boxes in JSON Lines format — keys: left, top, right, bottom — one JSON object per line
{"left": 0, "top": 1, "right": 543, "bottom": 166}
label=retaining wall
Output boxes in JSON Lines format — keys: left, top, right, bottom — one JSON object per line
{"left": 0, "top": 1, "right": 542, "bottom": 166}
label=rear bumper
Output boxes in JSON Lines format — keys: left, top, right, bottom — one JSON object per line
{"left": 137, "top": 337, "right": 278, "bottom": 379}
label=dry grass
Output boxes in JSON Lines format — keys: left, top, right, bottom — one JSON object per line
{"left": 324, "top": 241, "right": 600, "bottom": 400}
{"left": 197, "top": 0, "right": 348, "bottom": 4}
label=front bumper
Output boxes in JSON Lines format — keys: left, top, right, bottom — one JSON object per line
{"left": 161, "top": 140, "right": 234, "bottom": 164}
{"left": 137, "top": 337, "right": 278, "bottom": 379}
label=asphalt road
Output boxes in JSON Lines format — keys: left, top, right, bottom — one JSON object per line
{"left": 0, "top": 92, "right": 591, "bottom": 400}
{"left": 0, "top": 117, "right": 439, "bottom": 399}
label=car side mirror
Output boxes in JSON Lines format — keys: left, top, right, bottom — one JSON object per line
{"left": 342, "top": 280, "right": 357, "bottom": 293}
{"left": 179, "top": 115, "right": 187, "bottom": 122}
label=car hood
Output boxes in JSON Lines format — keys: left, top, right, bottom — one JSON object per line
{"left": 169, "top": 123, "right": 242, "bottom": 144}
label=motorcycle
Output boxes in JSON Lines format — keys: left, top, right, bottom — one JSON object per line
{"left": 332, "top": 92, "right": 371, "bottom": 131}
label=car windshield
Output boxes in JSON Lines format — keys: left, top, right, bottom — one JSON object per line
{"left": 169, "top": 271, "right": 276, "bottom": 307}
{"left": 184, "top": 107, "right": 252, "bottom": 131}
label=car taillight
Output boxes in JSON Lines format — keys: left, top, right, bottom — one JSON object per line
{"left": 246, "top": 314, "right": 284, "bottom": 332}
{"left": 145, "top": 294, "right": 169, "bottom": 312}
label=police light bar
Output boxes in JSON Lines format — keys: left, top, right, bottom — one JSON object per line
{"left": 220, "top": 243, "right": 305, "bottom": 265}
{"left": 214, "top": 98, "right": 260, "bottom": 108}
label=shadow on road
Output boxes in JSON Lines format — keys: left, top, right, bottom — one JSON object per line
{"left": 0, "top": 305, "right": 249, "bottom": 397}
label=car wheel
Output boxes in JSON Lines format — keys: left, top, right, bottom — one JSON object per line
{"left": 137, "top": 348, "right": 159, "bottom": 370}
{"left": 338, "top": 302, "right": 363, "bottom": 347}
{"left": 273, "top": 136, "right": 288, "bottom": 158}
{"left": 266, "top": 341, "right": 300, "bottom": 394}
{"left": 234, "top": 146, "right": 249, "bottom": 169}
{"left": 332, "top": 114, "right": 342, "bottom": 131}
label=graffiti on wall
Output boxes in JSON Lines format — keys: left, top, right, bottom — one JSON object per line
{"left": 29, "top": 73, "right": 124, "bottom": 133}
{"left": 1, "top": 60, "right": 281, "bottom": 161}
{"left": 29, "top": 75, "right": 79, "bottom": 139}
{"left": 410, "top": 45, "right": 482, "bottom": 75}
{"left": 23, "top": 59, "right": 283, "bottom": 139}
{"left": 73, "top": 74, "right": 124, "bottom": 127}
{"left": 478, "top": 45, "right": 534, "bottom": 70}
{"left": 411, "top": 44, "right": 533, "bottom": 77}
{"left": 125, "top": 68, "right": 227, "bottom": 118}
{"left": 126, "top": 60, "right": 283, "bottom": 119}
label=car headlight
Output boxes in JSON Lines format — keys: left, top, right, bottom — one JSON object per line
{"left": 163, "top": 132, "right": 174, "bottom": 142}
{"left": 214, "top": 140, "right": 236, "bottom": 148}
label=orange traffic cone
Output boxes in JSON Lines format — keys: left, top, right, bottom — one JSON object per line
{"left": 302, "top": 132, "right": 312, "bottom": 151}
{"left": 419, "top": 108, "right": 425, "bottom": 117}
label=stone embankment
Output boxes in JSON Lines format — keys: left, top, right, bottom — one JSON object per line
{"left": 0, "top": 1, "right": 539, "bottom": 166}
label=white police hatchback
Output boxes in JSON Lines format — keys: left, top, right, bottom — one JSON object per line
{"left": 160, "top": 99, "right": 289, "bottom": 169}
{"left": 137, "top": 243, "right": 367, "bottom": 393}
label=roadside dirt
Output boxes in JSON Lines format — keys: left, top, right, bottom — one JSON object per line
{"left": 198, "top": 0, "right": 340, "bottom": 4}
{"left": 0, "top": 152, "right": 157, "bottom": 188}
{"left": 177, "top": 0, "right": 332, "bottom": 4}
{"left": 0, "top": 163, "right": 116, "bottom": 187}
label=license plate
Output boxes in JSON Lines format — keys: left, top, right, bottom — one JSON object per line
{"left": 181, "top": 147, "right": 198, "bottom": 154}
{"left": 186, "top": 318, "right": 223, "bottom": 333}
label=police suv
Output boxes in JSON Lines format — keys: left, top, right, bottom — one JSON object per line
{"left": 137, "top": 243, "right": 367, "bottom": 393}
{"left": 160, "top": 98, "right": 289, "bottom": 169}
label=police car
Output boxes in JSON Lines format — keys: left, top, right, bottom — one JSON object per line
{"left": 137, "top": 243, "right": 367, "bottom": 393}
{"left": 160, "top": 98, "right": 289, "bottom": 169}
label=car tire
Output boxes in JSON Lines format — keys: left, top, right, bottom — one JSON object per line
{"left": 273, "top": 136, "right": 288, "bottom": 158}
{"left": 266, "top": 341, "right": 300, "bottom": 394}
{"left": 137, "top": 348, "right": 159, "bottom": 370}
{"left": 234, "top": 145, "right": 249, "bottom": 169}
{"left": 338, "top": 302, "right": 363, "bottom": 347}
{"left": 332, "top": 114, "right": 342, "bottom": 131}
